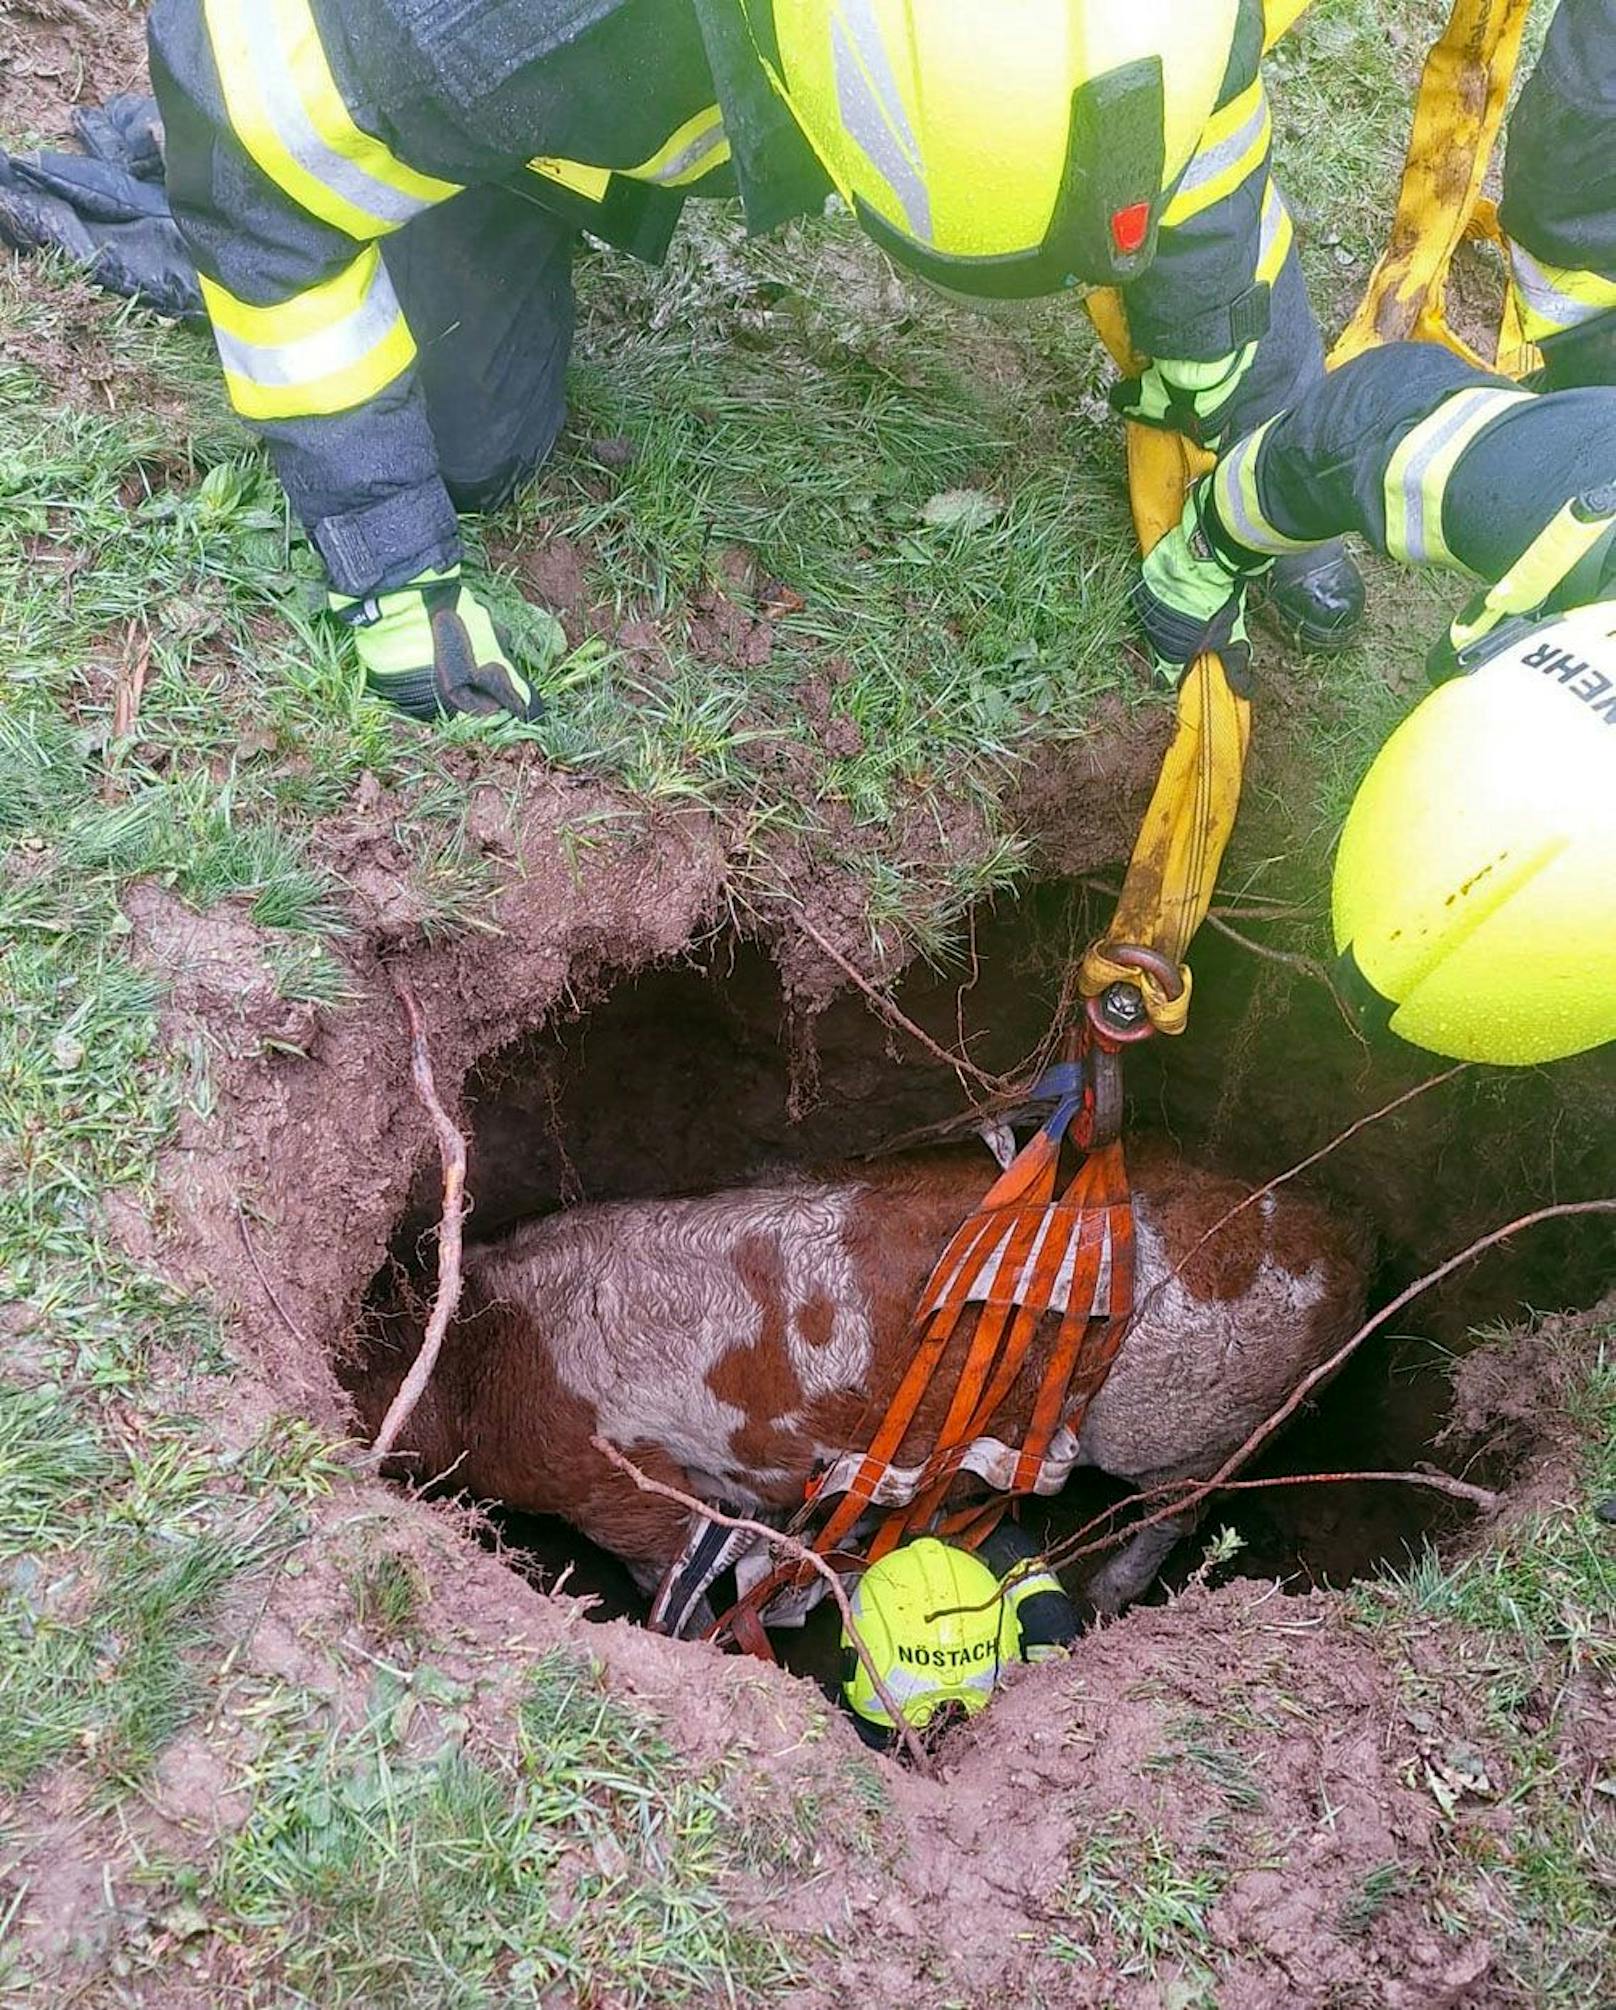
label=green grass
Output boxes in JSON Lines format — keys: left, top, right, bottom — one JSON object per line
{"left": 1338, "top": 1860, "right": 1412, "bottom": 1936}
{"left": 1147, "top": 1714, "right": 1266, "bottom": 1813}
{"left": 1048, "top": 1815, "right": 1225, "bottom": 1998}
{"left": 196, "top": 1650, "right": 796, "bottom": 2009}
{"left": 1349, "top": 1321, "right": 1616, "bottom": 2008}
{"left": 0, "top": 1382, "right": 288, "bottom": 1793}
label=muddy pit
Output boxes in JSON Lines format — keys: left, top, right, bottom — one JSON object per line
{"left": 342, "top": 881, "right": 1616, "bottom": 1700}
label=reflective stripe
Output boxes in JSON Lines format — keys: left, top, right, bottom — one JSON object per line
{"left": 199, "top": 247, "right": 416, "bottom": 420}
{"left": 1255, "top": 177, "right": 1293, "bottom": 286}
{"left": 849, "top": 1655, "right": 997, "bottom": 1727}
{"left": 204, "top": 0, "right": 460, "bottom": 239}
{"left": 1006, "top": 1569, "right": 1064, "bottom": 1614}
{"left": 1508, "top": 239, "right": 1616, "bottom": 343}
{"left": 831, "top": 0, "right": 932, "bottom": 240}
{"left": 1162, "top": 80, "right": 1270, "bottom": 227}
{"left": 628, "top": 105, "right": 731, "bottom": 187}
{"left": 1214, "top": 417, "right": 1319, "bottom": 554}
{"left": 1383, "top": 386, "right": 1532, "bottom": 567}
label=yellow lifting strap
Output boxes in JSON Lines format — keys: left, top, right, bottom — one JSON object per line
{"left": 1262, "top": 0, "right": 1317, "bottom": 51}
{"left": 1080, "top": 295, "right": 1252, "bottom": 1037}
{"left": 1332, "top": 0, "right": 1531, "bottom": 370}
{"left": 1075, "top": 0, "right": 1531, "bottom": 1042}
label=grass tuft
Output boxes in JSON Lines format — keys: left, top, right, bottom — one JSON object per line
{"left": 201, "top": 1650, "right": 796, "bottom": 2008}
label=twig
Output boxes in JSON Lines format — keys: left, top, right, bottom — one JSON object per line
{"left": 1195, "top": 1466, "right": 1499, "bottom": 1510}
{"left": 1079, "top": 876, "right": 1314, "bottom": 926}
{"left": 932, "top": 1463, "right": 1501, "bottom": 1625}
{"left": 234, "top": 1202, "right": 317, "bottom": 1354}
{"left": 102, "top": 625, "right": 151, "bottom": 802}
{"left": 788, "top": 908, "right": 1011, "bottom": 1098}
{"left": 1197, "top": 908, "right": 1335, "bottom": 981}
{"left": 370, "top": 977, "right": 468, "bottom": 1463}
{"left": 111, "top": 626, "right": 150, "bottom": 743}
{"left": 1191, "top": 907, "right": 1368, "bottom": 1044}
{"left": 591, "top": 1435, "right": 934, "bottom": 1772}
{"left": 1121, "top": 1064, "right": 1466, "bottom": 1350}
{"left": 1046, "top": 1196, "right": 1616, "bottom": 1575}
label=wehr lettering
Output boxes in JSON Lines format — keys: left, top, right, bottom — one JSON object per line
{"left": 1521, "top": 643, "right": 1616, "bottom": 723}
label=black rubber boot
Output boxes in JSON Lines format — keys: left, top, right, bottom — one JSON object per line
{"left": 1254, "top": 538, "right": 1366, "bottom": 652}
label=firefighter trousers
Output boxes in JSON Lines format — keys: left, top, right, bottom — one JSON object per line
{"left": 382, "top": 184, "right": 574, "bottom": 514}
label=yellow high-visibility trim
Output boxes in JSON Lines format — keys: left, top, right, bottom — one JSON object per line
{"left": 1508, "top": 241, "right": 1616, "bottom": 344}
{"left": 265, "top": 0, "right": 459, "bottom": 208}
{"left": 1264, "top": 0, "right": 1316, "bottom": 48}
{"left": 626, "top": 104, "right": 731, "bottom": 188}
{"left": 204, "top": 0, "right": 459, "bottom": 240}
{"left": 1214, "top": 417, "right": 1318, "bottom": 556}
{"left": 218, "top": 315, "right": 416, "bottom": 422}
{"left": 198, "top": 244, "right": 381, "bottom": 346}
{"left": 1383, "top": 385, "right": 1531, "bottom": 568}
{"left": 199, "top": 248, "right": 417, "bottom": 422}
{"left": 527, "top": 156, "right": 613, "bottom": 202}
{"left": 1161, "top": 80, "right": 1270, "bottom": 228}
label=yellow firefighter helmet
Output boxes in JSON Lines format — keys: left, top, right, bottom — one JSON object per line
{"left": 1332, "top": 602, "right": 1616, "bottom": 1065}
{"left": 841, "top": 1538, "right": 1018, "bottom": 1739}
{"left": 736, "top": 0, "right": 1240, "bottom": 296}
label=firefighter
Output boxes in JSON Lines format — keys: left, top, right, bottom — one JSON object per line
{"left": 1132, "top": 339, "right": 1616, "bottom": 1066}
{"left": 1499, "top": 0, "right": 1616, "bottom": 392}
{"left": 840, "top": 1526, "right": 1077, "bottom": 1750}
{"left": 1, "top": 1, "right": 1364, "bottom": 722}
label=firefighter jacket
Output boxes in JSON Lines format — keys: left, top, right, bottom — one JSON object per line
{"left": 1204, "top": 342, "right": 1616, "bottom": 606}
{"left": 148, "top": 0, "right": 1297, "bottom": 600}
{"left": 1500, "top": 0, "right": 1616, "bottom": 388}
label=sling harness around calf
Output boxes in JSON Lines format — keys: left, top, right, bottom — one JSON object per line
{"left": 654, "top": 1026, "right": 1138, "bottom": 1658}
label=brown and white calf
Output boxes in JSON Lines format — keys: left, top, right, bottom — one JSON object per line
{"left": 348, "top": 1141, "right": 1372, "bottom": 1613}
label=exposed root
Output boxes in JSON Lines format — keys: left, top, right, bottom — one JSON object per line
{"left": 1122, "top": 1063, "right": 1468, "bottom": 1349}
{"left": 234, "top": 1202, "right": 317, "bottom": 1355}
{"left": 591, "top": 1435, "right": 935, "bottom": 1774}
{"left": 788, "top": 907, "right": 1013, "bottom": 1099}
{"left": 1202, "top": 1467, "right": 1500, "bottom": 1510}
{"left": 1046, "top": 1195, "right": 1616, "bottom": 1577}
{"left": 369, "top": 977, "right": 468, "bottom": 1463}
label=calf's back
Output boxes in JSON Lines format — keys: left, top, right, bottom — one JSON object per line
{"left": 348, "top": 1143, "right": 1371, "bottom": 1569}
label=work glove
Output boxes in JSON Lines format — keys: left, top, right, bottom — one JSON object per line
{"left": 1131, "top": 480, "right": 1270, "bottom": 687}
{"left": 329, "top": 570, "right": 549, "bottom": 724}
{"left": 0, "top": 96, "right": 203, "bottom": 323}
{"left": 1110, "top": 344, "right": 1259, "bottom": 451}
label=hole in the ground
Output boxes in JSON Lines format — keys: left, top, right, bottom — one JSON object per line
{"left": 347, "top": 884, "right": 1614, "bottom": 1698}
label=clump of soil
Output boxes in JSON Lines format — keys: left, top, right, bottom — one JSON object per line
{"left": 777, "top": 1582, "right": 1496, "bottom": 2010}
{"left": 0, "top": 0, "right": 149, "bottom": 142}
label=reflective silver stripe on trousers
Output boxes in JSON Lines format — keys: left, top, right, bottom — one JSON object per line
{"left": 239, "top": 1, "right": 438, "bottom": 229}
{"left": 643, "top": 121, "right": 729, "bottom": 186}
{"left": 210, "top": 261, "right": 407, "bottom": 389}
{"left": 1213, "top": 419, "right": 1316, "bottom": 555}
{"left": 831, "top": 0, "right": 932, "bottom": 240}
{"left": 1392, "top": 388, "right": 1518, "bottom": 566}
{"left": 1176, "top": 88, "right": 1268, "bottom": 200}
{"left": 1257, "top": 179, "right": 1287, "bottom": 269}
{"left": 1508, "top": 238, "right": 1605, "bottom": 333}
